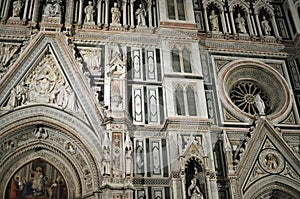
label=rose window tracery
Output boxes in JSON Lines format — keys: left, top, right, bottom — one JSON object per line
{"left": 229, "top": 81, "right": 270, "bottom": 115}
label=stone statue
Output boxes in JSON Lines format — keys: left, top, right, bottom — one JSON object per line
{"left": 84, "top": 1, "right": 95, "bottom": 23}
{"left": 43, "top": 0, "right": 62, "bottom": 17}
{"left": 111, "top": 2, "right": 121, "bottom": 24}
{"left": 254, "top": 94, "right": 265, "bottom": 115}
{"left": 12, "top": 0, "right": 23, "bottom": 17}
{"left": 124, "top": 132, "right": 133, "bottom": 176}
{"left": 209, "top": 10, "right": 219, "bottom": 31}
{"left": 261, "top": 16, "right": 271, "bottom": 36}
{"left": 135, "top": 4, "right": 146, "bottom": 26}
{"left": 187, "top": 177, "right": 204, "bottom": 199}
{"left": 235, "top": 13, "right": 247, "bottom": 33}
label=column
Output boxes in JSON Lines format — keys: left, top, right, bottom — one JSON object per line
{"left": 221, "top": 11, "right": 227, "bottom": 33}
{"left": 203, "top": 8, "right": 210, "bottom": 32}
{"left": 2, "top": 0, "right": 11, "bottom": 22}
{"left": 104, "top": 0, "right": 109, "bottom": 27}
{"left": 225, "top": 12, "right": 231, "bottom": 34}
{"left": 255, "top": 13, "right": 262, "bottom": 36}
{"left": 97, "top": 0, "right": 102, "bottom": 26}
{"left": 122, "top": 0, "right": 127, "bottom": 27}
{"left": 130, "top": 0, "right": 135, "bottom": 28}
{"left": 22, "top": 0, "right": 30, "bottom": 23}
{"left": 251, "top": 14, "right": 257, "bottom": 35}
{"left": 271, "top": 14, "right": 280, "bottom": 38}
{"left": 229, "top": 10, "right": 236, "bottom": 35}
{"left": 0, "top": 0, "right": 4, "bottom": 17}
{"left": 287, "top": 0, "right": 300, "bottom": 33}
{"left": 246, "top": 12, "right": 254, "bottom": 35}
{"left": 147, "top": 1, "right": 153, "bottom": 27}
{"left": 31, "top": 0, "right": 41, "bottom": 26}
{"left": 78, "top": 0, "right": 84, "bottom": 25}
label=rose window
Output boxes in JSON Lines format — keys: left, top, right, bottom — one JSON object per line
{"left": 229, "top": 81, "right": 270, "bottom": 115}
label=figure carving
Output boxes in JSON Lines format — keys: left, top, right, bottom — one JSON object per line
{"left": 124, "top": 132, "right": 133, "bottom": 176}
{"left": 111, "top": 2, "right": 121, "bottom": 24}
{"left": 12, "top": 0, "right": 23, "bottom": 17}
{"left": 102, "top": 132, "right": 111, "bottom": 176}
{"left": 187, "top": 177, "right": 204, "bottom": 199}
{"left": 254, "top": 94, "right": 265, "bottom": 115}
{"left": 84, "top": 1, "right": 95, "bottom": 23}
{"left": 136, "top": 144, "right": 144, "bottom": 172}
{"left": 235, "top": 13, "right": 247, "bottom": 33}
{"left": 135, "top": 4, "right": 146, "bottom": 26}
{"left": 43, "top": 0, "right": 62, "bottom": 17}
{"left": 265, "top": 154, "right": 278, "bottom": 170}
{"left": 261, "top": 16, "right": 271, "bottom": 36}
{"left": 209, "top": 10, "right": 219, "bottom": 31}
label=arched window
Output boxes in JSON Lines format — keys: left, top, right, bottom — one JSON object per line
{"left": 172, "top": 48, "right": 181, "bottom": 72}
{"left": 183, "top": 49, "right": 192, "bottom": 73}
{"left": 172, "top": 47, "right": 192, "bottom": 73}
{"left": 167, "top": 0, "right": 186, "bottom": 20}
{"left": 187, "top": 86, "right": 197, "bottom": 116}
{"left": 175, "top": 86, "right": 185, "bottom": 115}
{"left": 175, "top": 85, "right": 198, "bottom": 116}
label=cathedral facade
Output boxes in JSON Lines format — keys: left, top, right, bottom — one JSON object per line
{"left": 0, "top": 0, "right": 300, "bottom": 198}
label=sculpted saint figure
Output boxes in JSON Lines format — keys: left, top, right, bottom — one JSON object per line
{"left": 12, "top": 0, "right": 23, "bottom": 17}
{"left": 111, "top": 2, "right": 121, "bottom": 24}
{"left": 135, "top": 4, "right": 146, "bottom": 26}
{"left": 261, "top": 16, "right": 271, "bottom": 35}
{"left": 209, "top": 10, "right": 219, "bottom": 31}
{"left": 254, "top": 94, "right": 265, "bottom": 115}
{"left": 188, "top": 177, "right": 204, "bottom": 199}
{"left": 235, "top": 13, "right": 247, "bottom": 33}
{"left": 85, "top": 1, "right": 95, "bottom": 22}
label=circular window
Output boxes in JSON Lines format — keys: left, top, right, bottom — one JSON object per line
{"left": 220, "top": 61, "right": 290, "bottom": 120}
{"left": 230, "top": 81, "right": 270, "bottom": 115}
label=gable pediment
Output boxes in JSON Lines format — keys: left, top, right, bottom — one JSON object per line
{"left": 0, "top": 32, "right": 104, "bottom": 137}
{"left": 234, "top": 117, "right": 300, "bottom": 195}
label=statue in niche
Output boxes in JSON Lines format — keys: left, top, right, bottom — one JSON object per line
{"left": 135, "top": 4, "right": 147, "bottom": 26}
{"left": 136, "top": 144, "right": 144, "bottom": 173}
{"left": 188, "top": 177, "right": 204, "bottom": 199}
{"left": 87, "top": 49, "right": 102, "bottom": 71}
{"left": 261, "top": 15, "right": 271, "bottom": 36}
{"left": 235, "top": 13, "right": 247, "bottom": 33}
{"left": 254, "top": 94, "right": 265, "bottom": 115}
{"left": 84, "top": 1, "right": 95, "bottom": 23}
{"left": 209, "top": 10, "right": 219, "bottom": 31}
{"left": 124, "top": 132, "right": 133, "bottom": 176}
{"left": 12, "top": 0, "right": 23, "bottom": 18}
{"left": 102, "top": 132, "right": 111, "bottom": 176}
{"left": 43, "top": 0, "right": 62, "bottom": 17}
{"left": 111, "top": 2, "right": 121, "bottom": 24}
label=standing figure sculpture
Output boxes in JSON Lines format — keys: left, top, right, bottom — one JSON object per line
{"left": 261, "top": 16, "right": 271, "bottom": 36}
{"left": 235, "top": 13, "right": 247, "bottom": 33}
{"left": 135, "top": 4, "right": 146, "bottom": 26}
{"left": 12, "top": 0, "right": 23, "bottom": 17}
{"left": 254, "top": 94, "right": 265, "bottom": 115}
{"left": 85, "top": 1, "right": 95, "bottom": 23}
{"left": 111, "top": 2, "right": 121, "bottom": 24}
{"left": 209, "top": 10, "right": 219, "bottom": 31}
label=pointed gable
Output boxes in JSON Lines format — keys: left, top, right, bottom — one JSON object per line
{"left": 233, "top": 117, "right": 300, "bottom": 197}
{"left": 0, "top": 32, "right": 105, "bottom": 137}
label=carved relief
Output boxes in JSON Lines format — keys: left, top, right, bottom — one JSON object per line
{"left": 0, "top": 44, "right": 19, "bottom": 79}
{"left": 259, "top": 149, "right": 284, "bottom": 174}
{"left": 3, "top": 52, "right": 80, "bottom": 112}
